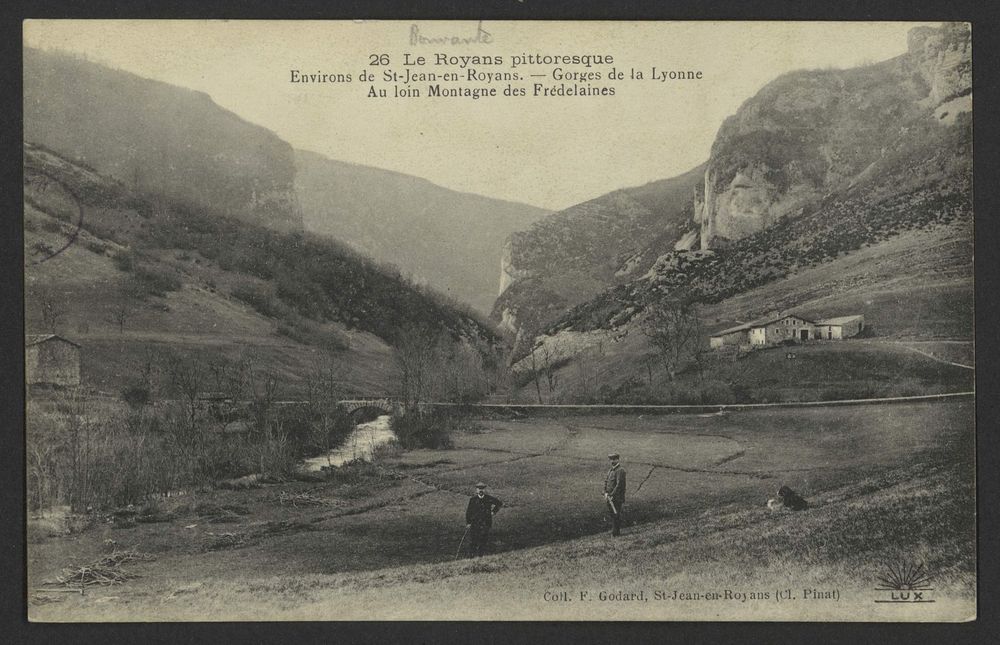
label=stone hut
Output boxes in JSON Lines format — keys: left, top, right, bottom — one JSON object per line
{"left": 25, "top": 334, "right": 81, "bottom": 387}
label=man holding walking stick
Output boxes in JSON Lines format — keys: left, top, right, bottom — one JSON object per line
{"left": 464, "top": 482, "right": 503, "bottom": 557}
{"left": 604, "top": 453, "right": 626, "bottom": 536}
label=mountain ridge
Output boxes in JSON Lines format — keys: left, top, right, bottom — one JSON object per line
{"left": 495, "top": 23, "right": 971, "bottom": 393}
{"left": 295, "top": 148, "right": 549, "bottom": 314}
{"left": 24, "top": 46, "right": 549, "bottom": 316}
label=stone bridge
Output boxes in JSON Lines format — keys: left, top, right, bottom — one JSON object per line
{"left": 338, "top": 398, "right": 402, "bottom": 418}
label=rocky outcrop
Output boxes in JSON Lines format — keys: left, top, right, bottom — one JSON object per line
{"left": 697, "top": 22, "right": 971, "bottom": 250}
{"left": 499, "top": 237, "right": 533, "bottom": 297}
{"left": 492, "top": 165, "right": 704, "bottom": 355}
{"left": 908, "top": 23, "right": 972, "bottom": 106}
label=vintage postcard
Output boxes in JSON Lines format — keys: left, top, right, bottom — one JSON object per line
{"left": 23, "top": 20, "right": 974, "bottom": 621}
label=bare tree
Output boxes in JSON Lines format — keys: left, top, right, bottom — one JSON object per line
{"left": 540, "top": 345, "right": 559, "bottom": 396}
{"left": 37, "top": 286, "right": 65, "bottom": 334}
{"left": 393, "top": 323, "right": 442, "bottom": 410}
{"left": 641, "top": 298, "right": 705, "bottom": 381}
{"left": 527, "top": 346, "right": 544, "bottom": 404}
{"left": 641, "top": 353, "right": 657, "bottom": 386}
{"left": 305, "top": 360, "right": 342, "bottom": 463}
{"left": 167, "top": 355, "right": 205, "bottom": 432}
{"left": 109, "top": 300, "right": 132, "bottom": 335}
{"left": 247, "top": 362, "right": 280, "bottom": 433}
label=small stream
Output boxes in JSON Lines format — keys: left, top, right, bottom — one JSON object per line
{"left": 302, "top": 415, "right": 396, "bottom": 471}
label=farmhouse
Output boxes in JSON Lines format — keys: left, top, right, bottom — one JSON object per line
{"left": 813, "top": 315, "right": 865, "bottom": 340}
{"left": 25, "top": 334, "right": 81, "bottom": 387}
{"left": 709, "top": 313, "right": 865, "bottom": 350}
{"left": 749, "top": 314, "right": 816, "bottom": 346}
{"left": 708, "top": 322, "right": 752, "bottom": 349}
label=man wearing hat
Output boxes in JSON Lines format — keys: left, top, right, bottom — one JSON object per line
{"left": 604, "top": 453, "right": 627, "bottom": 536}
{"left": 465, "top": 482, "right": 503, "bottom": 557}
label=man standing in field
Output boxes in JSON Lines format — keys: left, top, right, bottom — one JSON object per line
{"left": 465, "top": 482, "right": 503, "bottom": 557}
{"left": 604, "top": 453, "right": 626, "bottom": 536}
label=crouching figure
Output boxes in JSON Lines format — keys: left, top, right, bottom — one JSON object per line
{"left": 767, "top": 485, "right": 808, "bottom": 511}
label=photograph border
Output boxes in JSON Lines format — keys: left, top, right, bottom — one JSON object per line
{"left": 4, "top": 0, "right": 998, "bottom": 642}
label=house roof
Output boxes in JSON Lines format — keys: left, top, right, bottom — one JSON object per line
{"left": 710, "top": 322, "right": 752, "bottom": 338}
{"left": 26, "top": 334, "right": 81, "bottom": 348}
{"left": 709, "top": 313, "right": 817, "bottom": 338}
{"left": 748, "top": 314, "right": 816, "bottom": 329}
{"left": 815, "top": 315, "right": 863, "bottom": 326}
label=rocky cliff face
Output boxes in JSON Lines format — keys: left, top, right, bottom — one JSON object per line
{"left": 697, "top": 22, "right": 971, "bottom": 250}
{"left": 908, "top": 23, "right": 972, "bottom": 106}
{"left": 492, "top": 165, "right": 704, "bottom": 354}
{"left": 24, "top": 47, "right": 303, "bottom": 232}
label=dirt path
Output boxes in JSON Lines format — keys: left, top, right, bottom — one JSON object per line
{"left": 897, "top": 344, "right": 974, "bottom": 370}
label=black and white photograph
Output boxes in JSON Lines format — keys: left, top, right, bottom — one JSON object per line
{"left": 21, "top": 20, "right": 974, "bottom": 621}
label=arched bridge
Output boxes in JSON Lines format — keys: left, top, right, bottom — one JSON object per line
{"left": 338, "top": 398, "right": 401, "bottom": 418}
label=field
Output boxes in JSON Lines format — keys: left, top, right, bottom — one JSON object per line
{"left": 27, "top": 399, "right": 975, "bottom": 621}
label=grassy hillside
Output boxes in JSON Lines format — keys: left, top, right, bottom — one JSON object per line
{"left": 295, "top": 150, "right": 549, "bottom": 314}
{"left": 508, "top": 211, "right": 972, "bottom": 405}
{"left": 24, "top": 47, "right": 302, "bottom": 232}
{"left": 24, "top": 142, "right": 500, "bottom": 398}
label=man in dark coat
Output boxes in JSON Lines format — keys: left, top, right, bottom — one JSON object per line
{"left": 465, "top": 482, "right": 503, "bottom": 557}
{"left": 604, "top": 453, "right": 626, "bottom": 536}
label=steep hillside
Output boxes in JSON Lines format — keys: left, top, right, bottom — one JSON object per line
{"left": 24, "top": 143, "right": 500, "bottom": 397}
{"left": 497, "top": 23, "right": 971, "bottom": 366}
{"left": 294, "top": 150, "right": 548, "bottom": 314}
{"left": 23, "top": 47, "right": 302, "bottom": 232}
{"left": 493, "top": 163, "right": 705, "bottom": 353}
{"left": 502, "top": 23, "right": 972, "bottom": 400}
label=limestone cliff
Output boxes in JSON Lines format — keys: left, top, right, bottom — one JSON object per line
{"left": 697, "top": 22, "right": 971, "bottom": 250}
{"left": 908, "top": 23, "right": 972, "bottom": 107}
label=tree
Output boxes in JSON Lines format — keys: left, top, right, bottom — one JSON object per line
{"left": 540, "top": 345, "right": 559, "bottom": 396}
{"left": 528, "top": 346, "right": 544, "bottom": 404}
{"left": 36, "top": 286, "right": 64, "bottom": 333}
{"left": 393, "top": 323, "right": 442, "bottom": 410}
{"left": 108, "top": 299, "right": 133, "bottom": 335}
{"left": 166, "top": 355, "right": 205, "bottom": 433}
{"left": 641, "top": 298, "right": 705, "bottom": 381}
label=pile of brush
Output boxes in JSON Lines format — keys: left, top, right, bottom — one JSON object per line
{"left": 277, "top": 491, "right": 329, "bottom": 507}
{"left": 54, "top": 549, "right": 153, "bottom": 587}
{"left": 203, "top": 532, "right": 248, "bottom": 551}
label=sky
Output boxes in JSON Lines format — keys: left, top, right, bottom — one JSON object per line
{"left": 23, "top": 20, "right": 933, "bottom": 211}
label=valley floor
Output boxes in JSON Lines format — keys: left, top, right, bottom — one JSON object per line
{"left": 28, "top": 401, "right": 975, "bottom": 622}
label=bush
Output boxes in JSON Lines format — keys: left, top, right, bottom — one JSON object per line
{"left": 133, "top": 265, "right": 182, "bottom": 296}
{"left": 41, "top": 219, "right": 63, "bottom": 233}
{"left": 25, "top": 397, "right": 360, "bottom": 512}
{"left": 121, "top": 386, "right": 151, "bottom": 408}
{"left": 232, "top": 284, "right": 285, "bottom": 319}
{"left": 276, "top": 320, "right": 349, "bottom": 352}
{"left": 113, "top": 250, "right": 137, "bottom": 272}
{"left": 273, "top": 404, "right": 354, "bottom": 458}
{"left": 390, "top": 410, "right": 455, "bottom": 449}
{"left": 85, "top": 240, "right": 108, "bottom": 255}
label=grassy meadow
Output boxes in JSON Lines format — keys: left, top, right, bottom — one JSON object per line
{"left": 28, "top": 399, "right": 975, "bottom": 621}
